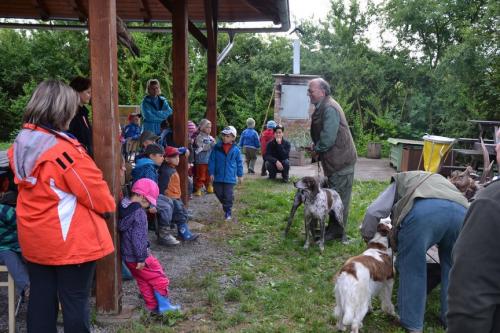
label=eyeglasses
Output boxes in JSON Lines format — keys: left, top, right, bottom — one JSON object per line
{"left": 222, "top": 134, "right": 232, "bottom": 137}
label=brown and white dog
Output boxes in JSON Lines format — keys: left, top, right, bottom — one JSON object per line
{"left": 293, "top": 176, "right": 344, "bottom": 253}
{"left": 334, "top": 218, "right": 396, "bottom": 333}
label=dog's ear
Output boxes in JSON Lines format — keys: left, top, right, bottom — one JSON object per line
{"left": 319, "top": 176, "right": 329, "bottom": 188}
{"left": 376, "top": 222, "right": 391, "bottom": 236}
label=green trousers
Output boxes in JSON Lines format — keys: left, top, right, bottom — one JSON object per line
{"left": 326, "top": 168, "right": 354, "bottom": 238}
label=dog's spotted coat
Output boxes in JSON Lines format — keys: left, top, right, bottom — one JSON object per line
{"left": 294, "top": 176, "right": 344, "bottom": 253}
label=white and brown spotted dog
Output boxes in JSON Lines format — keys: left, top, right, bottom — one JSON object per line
{"left": 334, "top": 218, "right": 396, "bottom": 333}
{"left": 294, "top": 176, "right": 344, "bottom": 253}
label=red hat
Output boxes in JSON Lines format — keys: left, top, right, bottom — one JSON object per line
{"left": 164, "top": 146, "right": 180, "bottom": 157}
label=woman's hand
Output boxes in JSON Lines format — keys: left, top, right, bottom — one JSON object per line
{"left": 136, "top": 262, "right": 145, "bottom": 270}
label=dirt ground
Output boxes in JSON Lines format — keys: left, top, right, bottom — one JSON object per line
{"left": 0, "top": 157, "right": 394, "bottom": 332}
{"left": 0, "top": 192, "right": 230, "bottom": 333}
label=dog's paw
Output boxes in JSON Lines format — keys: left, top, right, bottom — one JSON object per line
{"left": 335, "top": 322, "right": 346, "bottom": 332}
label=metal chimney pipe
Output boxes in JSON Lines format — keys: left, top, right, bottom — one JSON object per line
{"left": 292, "top": 39, "right": 300, "bottom": 74}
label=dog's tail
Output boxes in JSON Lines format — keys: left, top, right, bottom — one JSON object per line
{"left": 335, "top": 271, "right": 368, "bottom": 327}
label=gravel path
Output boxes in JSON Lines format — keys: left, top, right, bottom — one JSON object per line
{"left": 0, "top": 193, "right": 231, "bottom": 333}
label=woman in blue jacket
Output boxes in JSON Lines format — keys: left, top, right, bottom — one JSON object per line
{"left": 208, "top": 126, "right": 243, "bottom": 221}
{"left": 141, "top": 79, "right": 173, "bottom": 135}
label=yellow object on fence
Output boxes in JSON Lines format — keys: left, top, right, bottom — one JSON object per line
{"left": 422, "top": 135, "right": 455, "bottom": 173}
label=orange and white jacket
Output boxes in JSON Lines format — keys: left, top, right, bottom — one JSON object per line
{"left": 8, "top": 124, "right": 115, "bottom": 265}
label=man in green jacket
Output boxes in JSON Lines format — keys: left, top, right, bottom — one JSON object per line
{"left": 308, "top": 78, "right": 357, "bottom": 242}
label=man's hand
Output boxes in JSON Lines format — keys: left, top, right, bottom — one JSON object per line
{"left": 276, "top": 160, "right": 283, "bottom": 171}
{"left": 210, "top": 175, "right": 214, "bottom": 183}
{"left": 276, "top": 137, "right": 282, "bottom": 144}
{"left": 238, "top": 177, "right": 243, "bottom": 184}
{"left": 136, "top": 262, "right": 145, "bottom": 270}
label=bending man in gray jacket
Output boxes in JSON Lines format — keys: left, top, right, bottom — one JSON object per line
{"left": 360, "top": 171, "right": 469, "bottom": 333}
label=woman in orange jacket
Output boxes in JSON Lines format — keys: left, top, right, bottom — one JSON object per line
{"left": 8, "top": 80, "right": 116, "bottom": 333}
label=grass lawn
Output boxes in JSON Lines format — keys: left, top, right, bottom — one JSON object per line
{"left": 118, "top": 178, "right": 446, "bottom": 333}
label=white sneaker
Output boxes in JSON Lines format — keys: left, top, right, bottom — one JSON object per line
{"left": 158, "top": 234, "right": 180, "bottom": 246}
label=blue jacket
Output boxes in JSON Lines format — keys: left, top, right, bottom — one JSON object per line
{"left": 124, "top": 123, "right": 141, "bottom": 140}
{"left": 208, "top": 141, "right": 243, "bottom": 184}
{"left": 239, "top": 128, "right": 260, "bottom": 149}
{"left": 141, "top": 95, "right": 172, "bottom": 135}
{"left": 131, "top": 157, "right": 158, "bottom": 184}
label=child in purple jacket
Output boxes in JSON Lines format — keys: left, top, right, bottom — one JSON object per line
{"left": 118, "top": 178, "right": 180, "bottom": 313}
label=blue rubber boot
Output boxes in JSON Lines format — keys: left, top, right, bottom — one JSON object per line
{"left": 154, "top": 290, "right": 181, "bottom": 313}
{"left": 177, "top": 223, "right": 199, "bottom": 241}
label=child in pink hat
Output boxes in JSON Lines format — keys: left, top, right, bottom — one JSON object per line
{"left": 118, "top": 178, "right": 181, "bottom": 313}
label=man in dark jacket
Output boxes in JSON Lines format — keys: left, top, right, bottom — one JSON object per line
{"left": 264, "top": 125, "right": 291, "bottom": 183}
{"left": 308, "top": 78, "right": 357, "bottom": 242}
{"left": 447, "top": 143, "right": 500, "bottom": 333}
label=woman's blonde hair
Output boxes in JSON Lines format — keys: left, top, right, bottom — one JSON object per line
{"left": 23, "top": 80, "right": 79, "bottom": 131}
{"left": 146, "top": 79, "right": 161, "bottom": 94}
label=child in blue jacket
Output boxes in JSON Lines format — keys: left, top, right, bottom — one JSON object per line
{"left": 208, "top": 126, "right": 243, "bottom": 221}
{"left": 238, "top": 118, "right": 260, "bottom": 174}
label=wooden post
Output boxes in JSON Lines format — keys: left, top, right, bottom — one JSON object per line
{"left": 205, "top": 0, "right": 218, "bottom": 135}
{"left": 88, "top": 0, "right": 122, "bottom": 314}
{"left": 172, "top": 0, "right": 189, "bottom": 204}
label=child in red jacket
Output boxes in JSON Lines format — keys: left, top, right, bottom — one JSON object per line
{"left": 259, "top": 120, "right": 277, "bottom": 176}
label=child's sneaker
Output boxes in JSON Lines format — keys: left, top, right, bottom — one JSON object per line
{"left": 224, "top": 210, "right": 232, "bottom": 221}
{"left": 206, "top": 184, "right": 214, "bottom": 193}
{"left": 193, "top": 188, "right": 203, "bottom": 196}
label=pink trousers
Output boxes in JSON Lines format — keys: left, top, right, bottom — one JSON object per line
{"left": 126, "top": 254, "right": 170, "bottom": 311}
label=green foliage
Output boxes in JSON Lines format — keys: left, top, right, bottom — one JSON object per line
{"left": 0, "top": 0, "right": 497, "bottom": 143}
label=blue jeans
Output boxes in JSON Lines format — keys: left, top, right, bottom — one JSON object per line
{"left": 213, "top": 182, "right": 235, "bottom": 213}
{"left": 0, "top": 250, "right": 29, "bottom": 296}
{"left": 396, "top": 198, "right": 466, "bottom": 331}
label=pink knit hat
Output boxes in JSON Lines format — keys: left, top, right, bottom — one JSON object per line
{"left": 131, "top": 178, "right": 159, "bottom": 206}
{"left": 187, "top": 120, "right": 197, "bottom": 136}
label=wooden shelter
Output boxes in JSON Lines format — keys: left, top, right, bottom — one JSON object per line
{"left": 0, "top": 0, "right": 289, "bottom": 314}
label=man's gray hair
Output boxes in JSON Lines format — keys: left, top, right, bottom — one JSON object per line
{"left": 146, "top": 79, "right": 160, "bottom": 94}
{"left": 317, "top": 78, "right": 331, "bottom": 96}
{"left": 23, "top": 80, "right": 79, "bottom": 131}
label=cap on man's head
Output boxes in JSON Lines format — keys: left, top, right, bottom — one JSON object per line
{"left": 139, "top": 131, "right": 159, "bottom": 144}
{"left": 273, "top": 124, "right": 284, "bottom": 132}
{"left": 221, "top": 126, "right": 237, "bottom": 137}
{"left": 144, "top": 143, "right": 164, "bottom": 156}
{"left": 266, "top": 120, "right": 277, "bottom": 129}
{"left": 164, "top": 146, "right": 180, "bottom": 157}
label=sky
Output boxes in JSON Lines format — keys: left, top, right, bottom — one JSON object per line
{"left": 288, "top": 0, "right": 331, "bottom": 23}
{"left": 287, "top": 0, "right": 392, "bottom": 50}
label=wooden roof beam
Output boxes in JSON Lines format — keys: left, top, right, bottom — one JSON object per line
{"left": 157, "top": 0, "right": 208, "bottom": 49}
{"left": 245, "top": 0, "right": 281, "bottom": 24}
{"left": 137, "top": 0, "right": 152, "bottom": 23}
{"left": 32, "top": 0, "right": 50, "bottom": 21}
{"left": 68, "top": 0, "right": 88, "bottom": 22}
